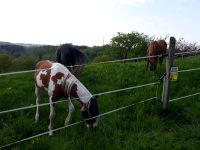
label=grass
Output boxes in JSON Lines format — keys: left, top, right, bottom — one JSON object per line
{"left": 0, "top": 56, "right": 200, "bottom": 150}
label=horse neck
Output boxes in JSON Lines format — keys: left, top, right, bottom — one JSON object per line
{"left": 64, "top": 74, "right": 92, "bottom": 104}
{"left": 74, "top": 80, "right": 92, "bottom": 104}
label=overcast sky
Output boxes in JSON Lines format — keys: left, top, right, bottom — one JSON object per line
{"left": 0, "top": 0, "right": 199, "bottom": 46}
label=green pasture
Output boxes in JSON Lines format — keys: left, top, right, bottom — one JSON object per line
{"left": 0, "top": 56, "right": 200, "bottom": 150}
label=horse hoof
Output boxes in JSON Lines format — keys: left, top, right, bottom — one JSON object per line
{"left": 65, "top": 120, "right": 69, "bottom": 126}
{"left": 49, "top": 131, "right": 53, "bottom": 136}
{"left": 86, "top": 124, "right": 90, "bottom": 128}
{"left": 35, "top": 115, "right": 39, "bottom": 123}
{"left": 92, "top": 123, "right": 98, "bottom": 128}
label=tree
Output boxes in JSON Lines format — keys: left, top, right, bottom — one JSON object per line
{"left": 176, "top": 38, "right": 199, "bottom": 52}
{"left": 0, "top": 53, "right": 12, "bottom": 72}
{"left": 110, "top": 31, "right": 151, "bottom": 59}
{"left": 11, "top": 56, "right": 36, "bottom": 71}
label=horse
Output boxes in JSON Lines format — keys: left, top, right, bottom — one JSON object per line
{"left": 146, "top": 40, "right": 167, "bottom": 71}
{"left": 56, "top": 44, "right": 86, "bottom": 76}
{"left": 157, "top": 40, "right": 167, "bottom": 64}
{"left": 34, "top": 60, "right": 99, "bottom": 136}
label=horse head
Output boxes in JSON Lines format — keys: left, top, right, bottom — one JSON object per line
{"left": 149, "top": 57, "right": 157, "bottom": 71}
{"left": 65, "top": 74, "right": 99, "bottom": 128}
{"left": 81, "top": 96, "right": 99, "bottom": 127}
{"left": 147, "top": 41, "right": 159, "bottom": 71}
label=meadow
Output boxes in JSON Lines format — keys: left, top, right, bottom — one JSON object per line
{"left": 0, "top": 56, "right": 200, "bottom": 150}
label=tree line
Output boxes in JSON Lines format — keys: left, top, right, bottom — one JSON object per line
{"left": 0, "top": 31, "right": 199, "bottom": 73}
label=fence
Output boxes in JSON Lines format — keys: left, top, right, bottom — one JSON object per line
{"left": 0, "top": 37, "right": 200, "bottom": 148}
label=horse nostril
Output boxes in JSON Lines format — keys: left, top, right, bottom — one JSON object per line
{"left": 92, "top": 119, "right": 98, "bottom": 128}
{"left": 150, "top": 64, "right": 156, "bottom": 71}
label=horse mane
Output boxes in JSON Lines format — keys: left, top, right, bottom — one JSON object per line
{"left": 56, "top": 44, "right": 86, "bottom": 66}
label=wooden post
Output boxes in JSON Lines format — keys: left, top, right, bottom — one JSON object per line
{"left": 162, "top": 37, "right": 176, "bottom": 110}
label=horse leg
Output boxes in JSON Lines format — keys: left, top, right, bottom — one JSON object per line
{"left": 48, "top": 96, "right": 56, "bottom": 136}
{"left": 146, "top": 59, "right": 149, "bottom": 71}
{"left": 157, "top": 57, "right": 161, "bottom": 65}
{"left": 64, "top": 98, "right": 75, "bottom": 126}
{"left": 35, "top": 85, "right": 41, "bottom": 123}
{"left": 160, "top": 57, "right": 163, "bottom": 65}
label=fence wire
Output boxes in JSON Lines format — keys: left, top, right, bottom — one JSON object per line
{"left": 0, "top": 55, "right": 149, "bottom": 76}
{"left": 0, "top": 50, "right": 199, "bottom": 77}
{"left": 174, "top": 51, "right": 200, "bottom": 56}
{"left": 0, "top": 50, "right": 200, "bottom": 149}
{"left": 1, "top": 90, "right": 200, "bottom": 149}
{"left": 178, "top": 67, "right": 200, "bottom": 73}
{"left": 169, "top": 92, "right": 200, "bottom": 102}
{"left": 0, "top": 82, "right": 159, "bottom": 115}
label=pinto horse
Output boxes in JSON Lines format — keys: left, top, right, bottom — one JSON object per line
{"left": 146, "top": 40, "right": 167, "bottom": 71}
{"left": 34, "top": 60, "right": 99, "bottom": 135}
{"left": 56, "top": 44, "right": 86, "bottom": 76}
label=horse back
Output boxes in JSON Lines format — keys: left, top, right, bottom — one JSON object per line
{"left": 56, "top": 44, "right": 85, "bottom": 66}
{"left": 147, "top": 41, "right": 160, "bottom": 56}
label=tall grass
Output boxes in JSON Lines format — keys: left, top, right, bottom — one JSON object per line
{"left": 0, "top": 56, "right": 200, "bottom": 149}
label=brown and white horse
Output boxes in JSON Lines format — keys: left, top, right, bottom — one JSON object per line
{"left": 34, "top": 60, "right": 99, "bottom": 135}
{"left": 146, "top": 40, "right": 167, "bottom": 71}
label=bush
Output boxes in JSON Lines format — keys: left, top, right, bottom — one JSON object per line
{"left": 0, "top": 53, "right": 12, "bottom": 72}
{"left": 11, "top": 56, "right": 37, "bottom": 71}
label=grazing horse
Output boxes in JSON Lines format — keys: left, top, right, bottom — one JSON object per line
{"left": 146, "top": 40, "right": 167, "bottom": 71}
{"left": 56, "top": 44, "right": 86, "bottom": 76}
{"left": 157, "top": 40, "right": 167, "bottom": 64}
{"left": 34, "top": 60, "right": 99, "bottom": 135}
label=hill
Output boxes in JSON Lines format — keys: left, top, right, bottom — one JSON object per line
{"left": 0, "top": 41, "right": 50, "bottom": 58}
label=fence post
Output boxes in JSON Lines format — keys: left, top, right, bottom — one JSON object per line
{"left": 162, "top": 37, "right": 176, "bottom": 110}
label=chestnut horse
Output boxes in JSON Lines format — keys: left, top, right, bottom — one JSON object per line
{"left": 56, "top": 44, "right": 86, "bottom": 76}
{"left": 146, "top": 40, "right": 167, "bottom": 71}
{"left": 34, "top": 60, "right": 99, "bottom": 135}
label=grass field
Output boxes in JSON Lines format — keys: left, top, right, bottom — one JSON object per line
{"left": 0, "top": 56, "right": 200, "bottom": 150}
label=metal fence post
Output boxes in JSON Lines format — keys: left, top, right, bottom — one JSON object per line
{"left": 162, "top": 37, "right": 176, "bottom": 110}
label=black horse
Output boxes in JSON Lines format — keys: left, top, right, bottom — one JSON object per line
{"left": 56, "top": 44, "right": 86, "bottom": 76}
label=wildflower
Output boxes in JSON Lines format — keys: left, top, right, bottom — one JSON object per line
{"left": 31, "top": 140, "right": 35, "bottom": 144}
{"left": 7, "top": 87, "right": 12, "bottom": 90}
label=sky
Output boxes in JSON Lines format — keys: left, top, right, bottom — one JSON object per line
{"left": 0, "top": 0, "right": 200, "bottom": 46}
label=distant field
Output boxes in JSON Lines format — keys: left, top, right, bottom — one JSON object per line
{"left": 0, "top": 56, "right": 200, "bottom": 150}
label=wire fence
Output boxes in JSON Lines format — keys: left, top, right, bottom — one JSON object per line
{"left": 0, "top": 50, "right": 199, "bottom": 149}
{"left": 174, "top": 50, "right": 200, "bottom": 56}
{"left": 0, "top": 50, "right": 199, "bottom": 77}
{"left": 0, "top": 82, "right": 159, "bottom": 115}
{"left": 1, "top": 65, "right": 199, "bottom": 115}
{"left": 178, "top": 67, "right": 200, "bottom": 73}
{"left": 1, "top": 65, "right": 199, "bottom": 116}
{"left": 1, "top": 90, "right": 200, "bottom": 149}
{"left": 0, "top": 55, "right": 152, "bottom": 77}
{"left": 169, "top": 92, "right": 200, "bottom": 102}
{"left": 0, "top": 97, "right": 157, "bottom": 149}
